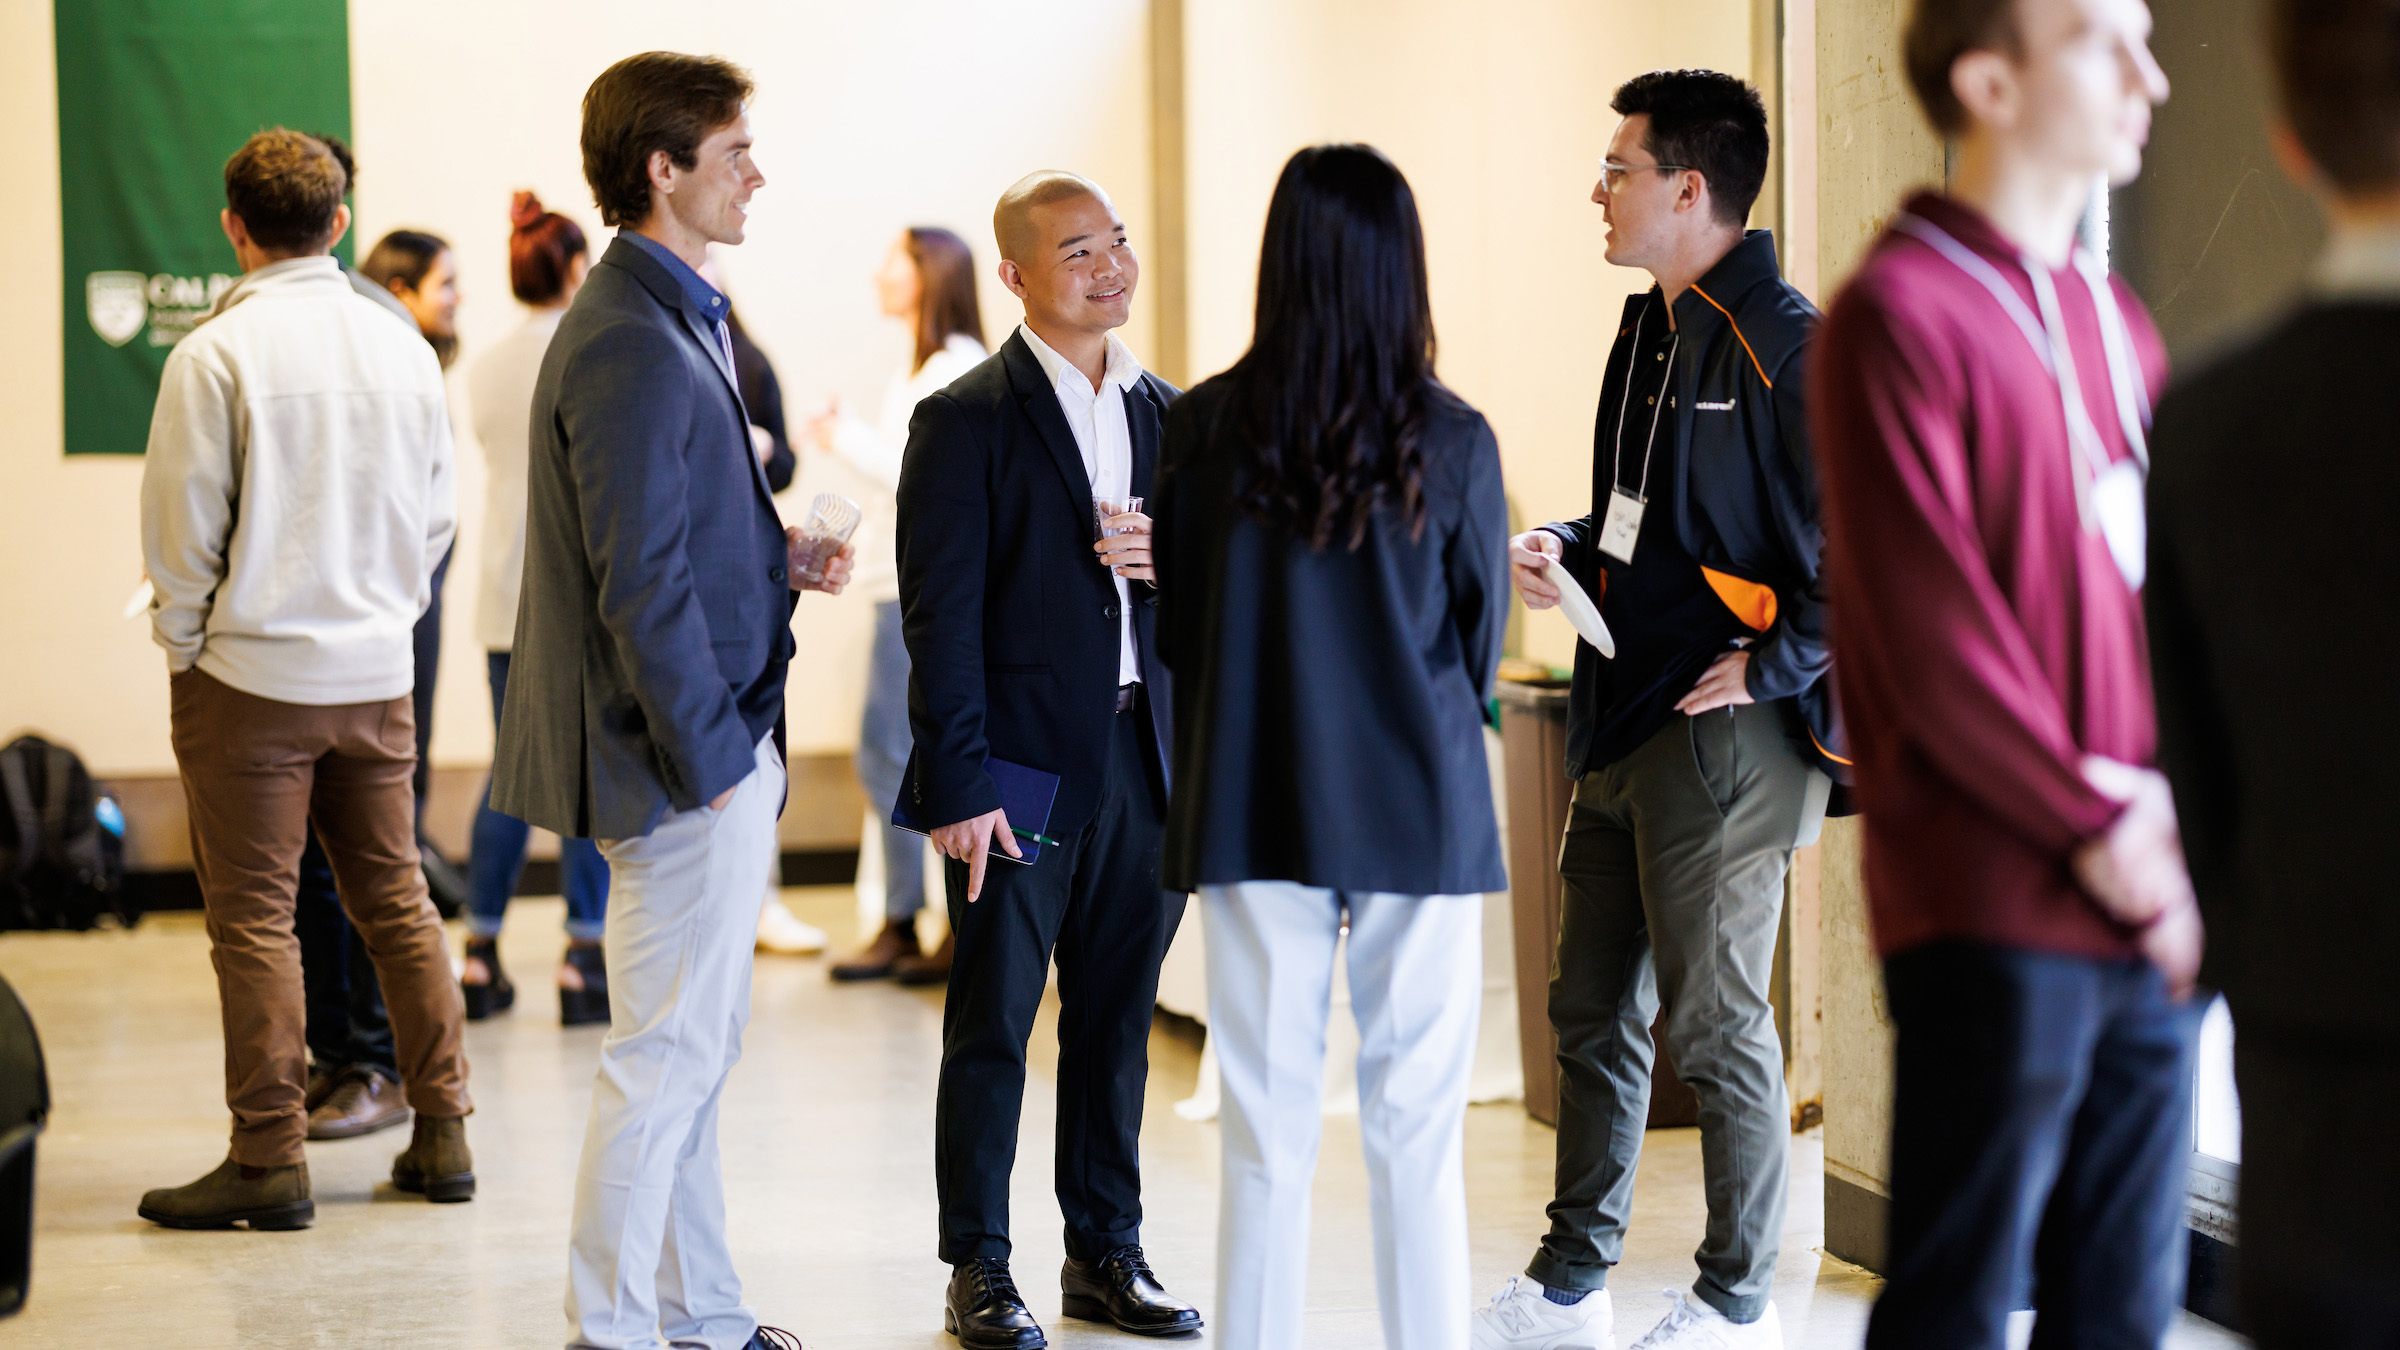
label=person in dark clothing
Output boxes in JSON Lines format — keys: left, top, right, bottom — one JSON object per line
{"left": 2149, "top": 3, "right": 2400, "bottom": 1344}
{"left": 1478, "top": 71, "right": 1834, "bottom": 1350}
{"left": 728, "top": 308, "right": 795, "bottom": 493}
{"left": 1154, "top": 142, "right": 1507, "bottom": 1350}
{"left": 897, "top": 169, "right": 1199, "bottom": 1349}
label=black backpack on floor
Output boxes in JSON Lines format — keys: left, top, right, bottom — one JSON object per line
{"left": 0, "top": 735, "right": 133, "bottom": 932}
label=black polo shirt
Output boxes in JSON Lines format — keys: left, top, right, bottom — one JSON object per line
{"left": 1570, "top": 296, "right": 1751, "bottom": 772}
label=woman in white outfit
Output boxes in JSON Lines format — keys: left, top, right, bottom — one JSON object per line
{"left": 461, "top": 192, "right": 614, "bottom": 1026}
{"left": 814, "top": 228, "right": 987, "bottom": 986}
{"left": 1151, "top": 144, "right": 1511, "bottom": 1350}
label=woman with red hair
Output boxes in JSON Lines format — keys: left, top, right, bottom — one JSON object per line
{"left": 460, "top": 191, "right": 611, "bottom": 1026}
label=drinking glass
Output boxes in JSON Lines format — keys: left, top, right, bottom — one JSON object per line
{"left": 793, "top": 493, "right": 861, "bottom": 583}
{"left": 1093, "top": 495, "right": 1145, "bottom": 569}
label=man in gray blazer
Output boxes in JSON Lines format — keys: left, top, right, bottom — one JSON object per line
{"left": 491, "top": 52, "right": 845, "bottom": 1350}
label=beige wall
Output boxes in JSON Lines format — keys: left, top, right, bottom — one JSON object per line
{"left": 0, "top": 0, "right": 1154, "bottom": 778}
{"left": 1175, "top": 0, "right": 1758, "bottom": 673}
{"left": 1813, "top": 0, "right": 1944, "bottom": 1265}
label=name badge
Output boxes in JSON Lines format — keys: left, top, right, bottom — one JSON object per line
{"left": 1599, "top": 488, "right": 1645, "bottom": 565}
{"left": 2092, "top": 459, "right": 2146, "bottom": 592}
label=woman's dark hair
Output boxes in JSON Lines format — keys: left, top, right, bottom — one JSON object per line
{"left": 1610, "top": 69, "right": 1771, "bottom": 226}
{"left": 361, "top": 229, "right": 455, "bottom": 367}
{"left": 508, "top": 191, "right": 588, "bottom": 304}
{"left": 904, "top": 227, "right": 984, "bottom": 373}
{"left": 1231, "top": 144, "right": 1440, "bottom": 551}
{"left": 359, "top": 228, "right": 450, "bottom": 293}
{"left": 581, "top": 51, "right": 753, "bottom": 228}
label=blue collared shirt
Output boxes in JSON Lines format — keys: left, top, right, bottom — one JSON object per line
{"left": 618, "top": 229, "right": 734, "bottom": 374}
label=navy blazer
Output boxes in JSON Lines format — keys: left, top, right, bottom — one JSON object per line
{"left": 1153, "top": 376, "right": 1510, "bottom": 896}
{"left": 492, "top": 236, "right": 794, "bottom": 840}
{"left": 895, "top": 331, "right": 1179, "bottom": 838}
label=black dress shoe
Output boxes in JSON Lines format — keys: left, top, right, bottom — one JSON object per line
{"left": 1061, "top": 1245, "right": 1203, "bottom": 1336}
{"left": 946, "top": 1257, "right": 1047, "bottom": 1349}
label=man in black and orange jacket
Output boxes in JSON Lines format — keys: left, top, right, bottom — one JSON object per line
{"left": 1479, "top": 69, "right": 1837, "bottom": 1350}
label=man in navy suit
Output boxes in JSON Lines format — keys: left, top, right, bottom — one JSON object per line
{"left": 491, "top": 52, "right": 847, "bottom": 1350}
{"left": 897, "top": 171, "right": 1201, "bottom": 1349}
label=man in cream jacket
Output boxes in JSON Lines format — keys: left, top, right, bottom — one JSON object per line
{"left": 136, "top": 127, "right": 475, "bottom": 1231}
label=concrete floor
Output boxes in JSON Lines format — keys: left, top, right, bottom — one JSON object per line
{"left": 1, "top": 891, "right": 2246, "bottom": 1348}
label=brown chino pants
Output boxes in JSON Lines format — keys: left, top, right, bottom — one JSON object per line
{"left": 169, "top": 668, "right": 469, "bottom": 1167}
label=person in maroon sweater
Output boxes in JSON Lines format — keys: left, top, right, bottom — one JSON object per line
{"left": 1811, "top": 1, "right": 2202, "bottom": 1347}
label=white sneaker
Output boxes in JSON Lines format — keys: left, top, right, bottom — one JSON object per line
{"left": 1470, "top": 1275, "right": 1613, "bottom": 1349}
{"left": 1626, "top": 1291, "right": 1780, "bottom": 1349}
{"left": 756, "top": 898, "right": 828, "bottom": 954}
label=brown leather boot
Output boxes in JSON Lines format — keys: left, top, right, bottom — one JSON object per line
{"left": 138, "top": 1157, "right": 313, "bottom": 1230}
{"left": 390, "top": 1113, "right": 475, "bottom": 1202}
{"left": 307, "top": 1067, "right": 410, "bottom": 1140}
{"left": 893, "top": 933, "right": 954, "bottom": 988}
{"left": 830, "top": 920, "right": 921, "bottom": 982}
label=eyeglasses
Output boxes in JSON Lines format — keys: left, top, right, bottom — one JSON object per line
{"left": 1597, "top": 159, "right": 1692, "bottom": 192}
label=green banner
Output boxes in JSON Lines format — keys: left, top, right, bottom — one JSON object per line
{"left": 55, "top": 0, "right": 352, "bottom": 456}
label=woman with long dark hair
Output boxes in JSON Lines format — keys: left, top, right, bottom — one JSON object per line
{"left": 809, "top": 227, "right": 987, "bottom": 985}
{"left": 1153, "top": 144, "right": 1508, "bottom": 1350}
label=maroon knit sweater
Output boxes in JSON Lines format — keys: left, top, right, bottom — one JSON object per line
{"left": 1811, "top": 193, "right": 2169, "bottom": 961}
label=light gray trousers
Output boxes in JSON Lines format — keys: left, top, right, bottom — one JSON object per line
{"left": 568, "top": 735, "right": 782, "bottom": 1350}
{"left": 1527, "top": 701, "right": 1818, "bottom": 1323}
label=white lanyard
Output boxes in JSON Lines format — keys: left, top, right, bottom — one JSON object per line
{"left": 1601, "top": 298, "right": 1679, "bottom": 565}
{"left": 1893, "top": 213, "right": 2153, "bottom": 588}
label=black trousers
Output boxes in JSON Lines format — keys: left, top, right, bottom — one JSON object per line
{"left": 1867, "top": 941, "right": 2201, "bottom": 1350}
{"left": 297, "top": 548, "right": 449, "bottom": 1077}
{"left": 2233, "top": 1013, "right": 2400, "bottom": 1349}
{"left": 297, "top": 829, "right": 396, "bottom": 1075}
{"left": 934, "top": 692, "right": 1182, "bottom": 1265}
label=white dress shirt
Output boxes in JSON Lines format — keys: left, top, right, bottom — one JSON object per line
{"left": 1017, "top": 321, "right": 1144, "bottom": 686}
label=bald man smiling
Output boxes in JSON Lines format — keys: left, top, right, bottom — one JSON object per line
{"left": 894, "top": 172, "right": 1200, "bottom": 1349}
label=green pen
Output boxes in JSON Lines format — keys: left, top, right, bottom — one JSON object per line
{"left": 1011, "top": 828, "right": 1061, "bottom": 847}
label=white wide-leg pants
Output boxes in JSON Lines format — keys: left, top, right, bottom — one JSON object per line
{"left": 1202, "top": 882, "right": 1483, "bottom": 1350}
{"left": 567, "top": 735, "right": 783, "bottom": 1350}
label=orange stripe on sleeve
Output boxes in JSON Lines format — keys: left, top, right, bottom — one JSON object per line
{"left": 1689, "top": 284, "right": 1772, "bottom": 389}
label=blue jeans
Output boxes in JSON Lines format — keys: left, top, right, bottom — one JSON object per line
{"left": 859, "top": 600, "right": 923, "bottom": 921}
{"left": 1868, "top": 941, "right": 2202, "bottom": 1350}
{"left": 469, "top": 651, "right": 608, "bottom": 940}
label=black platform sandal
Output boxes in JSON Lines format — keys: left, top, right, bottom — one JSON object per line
{"left": 461, "top": 937, "right": 515, "bottom": 1021}
{"left": 560, "top": 940, "right": 609, "bottom": 1027}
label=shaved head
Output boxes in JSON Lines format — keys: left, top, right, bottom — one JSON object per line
{"left": 993, "top": 170, "right": 1109, "bottom": 266}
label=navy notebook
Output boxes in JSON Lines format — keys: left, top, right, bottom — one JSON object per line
{"left": 891, "top": 757, "right": 1062, "bottom": 867}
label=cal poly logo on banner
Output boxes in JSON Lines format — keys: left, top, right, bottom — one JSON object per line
{"left": 84, "top": 271, "right": 146, "bottom": 347}
{"left": 84, "top": 270, "right": 232, "bottom": 350}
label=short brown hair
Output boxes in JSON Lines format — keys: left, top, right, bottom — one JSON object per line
{"left": 224, "top": 128, "right": 347, "bottom": 253}
{"left": 2273, "top": 0, "right": 2400, "bottom": 192}
{"left": 1905, "top": 0, "right": 2025, "bottom": 137}
{"left": 581, "top": 52, "right": 752, "bottom": 228}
